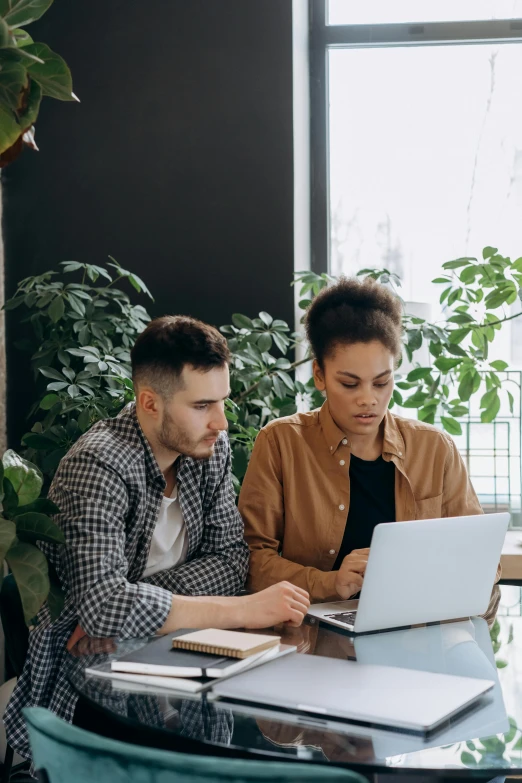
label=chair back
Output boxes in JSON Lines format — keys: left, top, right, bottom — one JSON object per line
{"left": 0, "top": 573, "right": 29, "bottom": 679}
{"left": 24, "top": 707, "right": 368, "bottom": 783}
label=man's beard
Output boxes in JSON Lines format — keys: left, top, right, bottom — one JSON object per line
{"left": 158, "top": 409, "right": 217, "bottom": 460}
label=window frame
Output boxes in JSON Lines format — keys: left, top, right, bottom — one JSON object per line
{"left": 309, "top": 0, "right": 522, "bottom": 274}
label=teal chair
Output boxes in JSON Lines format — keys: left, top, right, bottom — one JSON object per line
{"left": 24, "top": 707, "right": 369, "bottom": 783}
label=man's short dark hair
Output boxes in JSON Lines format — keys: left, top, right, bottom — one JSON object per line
{"left": 131, "top": 315, "right": 231, "bottom": 396}
{"left": 304, "top": 276, "right": 403, "bottom": 367}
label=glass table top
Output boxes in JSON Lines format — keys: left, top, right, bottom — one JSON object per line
{"left": 66, "top": 585, "right": 522, "bottom": 776}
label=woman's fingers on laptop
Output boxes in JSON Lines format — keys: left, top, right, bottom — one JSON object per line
{"left": 335, "top": 563, "right": 364, "bottom": 600}
{"left": 346, "top": 549, "right": 370, "bottom": 572}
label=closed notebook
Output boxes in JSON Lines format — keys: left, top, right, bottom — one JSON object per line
{"left": 111, "top": 632, "right": 281, "bottom": 678}
{"left": 171, "top": 629, "right": 281, "bottom": 659}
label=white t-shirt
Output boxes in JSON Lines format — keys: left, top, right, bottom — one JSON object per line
{"left": 143, "top": 482, "right": 189, "bottom": 577}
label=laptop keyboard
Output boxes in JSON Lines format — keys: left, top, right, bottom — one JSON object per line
{"left": 324, "top": 610, "right": 357, "bottom": 627}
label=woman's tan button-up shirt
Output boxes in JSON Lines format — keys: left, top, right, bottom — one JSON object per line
{"left": 239, "top": 402, "right": 493, "bottom": 602}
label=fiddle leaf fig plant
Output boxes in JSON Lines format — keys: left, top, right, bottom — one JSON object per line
{"left": 0, "top": 0, "right": 78, "bottom": 166}
{"left": 0, "top": 450, "right": 64, "bottom": 624}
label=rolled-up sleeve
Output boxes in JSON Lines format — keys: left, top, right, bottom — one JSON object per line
{"left": 49, "top": 452, "right": 172, "bottom": 638}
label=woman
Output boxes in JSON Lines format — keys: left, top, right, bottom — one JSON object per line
{"left": 239, "top": 276, "right": 496, "bottom": 602}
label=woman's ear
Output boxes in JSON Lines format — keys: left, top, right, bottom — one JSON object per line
{"left": 312, "top": 359, "right": 326, "bottom": 392}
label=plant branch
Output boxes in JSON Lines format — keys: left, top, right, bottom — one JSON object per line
{"left": 232, "top": 355, "right": 311, "bottom": 404}
{"left": 476, "top": 311, "right": 522, "bottom": 330}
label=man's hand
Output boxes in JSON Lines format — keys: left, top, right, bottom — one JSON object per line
{"left": 335, "top": 548, "right": 370, "bottom": 600}
{"left": 241, "top": 582, "right": 310, "bottom": 628}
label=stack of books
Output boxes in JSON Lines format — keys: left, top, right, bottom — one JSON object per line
{"left": 85, "top": 629, "right": 295, "bottom": 694}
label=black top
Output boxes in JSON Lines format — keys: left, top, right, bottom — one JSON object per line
{"left": 333, "top": 454, "right": 396, "bottom": 570}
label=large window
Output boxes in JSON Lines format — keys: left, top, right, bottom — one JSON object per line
{"left": 310, "top": 1, "right": 522, "bottom": 518}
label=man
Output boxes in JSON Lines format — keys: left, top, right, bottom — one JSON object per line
{"left": 5, "top": 315, "right": 309, "bottom": 759}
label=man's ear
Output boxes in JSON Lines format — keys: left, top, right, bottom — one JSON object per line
{"left": 137, "top": 387, "right": 162, "bottom": 418}
{"left": 312, "top": 359, "right": 326, "bottom": 392}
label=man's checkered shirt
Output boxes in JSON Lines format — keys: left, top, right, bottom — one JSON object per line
{"left": 4, "top": 404, "right": 248, "bottom": 758}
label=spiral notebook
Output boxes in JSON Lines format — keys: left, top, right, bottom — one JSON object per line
{"left": 171, "top": 629, "right": 281, "bottom": 659}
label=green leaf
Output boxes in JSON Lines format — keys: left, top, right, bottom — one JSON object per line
{"left": 13, "top": 497, "right": 59, "bottom": 516}
{"left": 440, "top": 416, "right": 462, "bottom": 436}
{"left": 38, "top": 366, "right": 65, "bottom": 381}
{"left": 434, "top": 357, "right": 462, "bottom": 373}
{"left": 14, "top": 512, "right": 64, "bottom": 544}
{"left": 25, "top": 43, "right": 77, "bottom": 101}
{"left": 496, "top": 659, "right": 508, "bottom": 669}
{"left": 231, "top": 313, "right": 254, "bottom": 330}
{"left": 257, "top": 333, "right": 272, "bottom": 353}
{"left": 480, "top": 388, "right": 498, "bottom": 410}
{"left": 0, "top": 101, "right": 24, "bottom": 155}
{"left": 39, "top": 393, "right": 59, "bottom": 410}
{"left": 481, "top": 392, "right": 501, "bottom": 423}
{"left": 508, "top": 390, "right": 515, "bottom": 414}
{"left": 448, "top": 327, "right": 471, "bottom": 345}
{"left": 0, "top": 0, "right": 53, "bottom": 27}
{"left": 418, "top": 406, "right": 436, "bottom": 424}
{"left": 276, "top": 370, "right": 294, "bottom": 391}
{"left": 392, "top": 389, "right": 403, "bottom": 406}
{"left": 0, "top": 57, "right": 27, "bottom": 111}
{"left": 443, "top": 257, "right": 475, "bottom": 269}
{"left": 2, "top": 477, "right": 18, "bottom": 515}
{"left": 12, "top": 28, "right": 33, "bottom": 46}
{"left": 272, "top": 331, "right": 289, "bottom": 354}
{"left": 6, "top": 541, "right": 49, "bottom": 625}
{"left": 406, "top": 367, "right": 431, "bottom": 382}
{"left": 482, "top": 246, "right": 498, "bottom": 259}
{"left": 447, "top": 405, "right": 469, "bottom": 417}
{"left": 3, "top": 449, "right": 43, "bottom": 506}
{"left": 406, "top": 330, "right": 422, "bottom": 351}
{"left": 0, "top": 518, "right": 16, "bottom": 561}
{"left": 459, "top": 265, "right": 480, "bottom": 284}
{"left": 47, "top": 295, "right": 65, "bottom": 322}
{"left": 490, "top": 360, "right": 508, "bottom": 371}
{"left": 21, "top": 433, "right": 58, "bottom": 450}
{"left": 458, "top": 374, "right": 474, "bottom": 402}
{"left": 504, "top": 717, "right": 518, "bottom": 744}
{"left": 259, "top": 311, "right": 273, "bottom": 327}
{"left": 460, "top": 751, "right": 477, "bottom": 766}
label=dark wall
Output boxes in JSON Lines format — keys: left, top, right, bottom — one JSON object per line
{"left": 2, "top": 0, "right": 295, "bottom": 446}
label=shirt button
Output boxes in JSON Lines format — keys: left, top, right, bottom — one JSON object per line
{"left": 342, "top": 438, "right": 348, "bottom": 445}
{"left": 339, "top": 459, "right": 345, "bottom": 466}
{"left": 329, "top": 549, "right": 336, "bottom": 555}
{"left": 339, "top": 504, "right": 345, "bottom": 511}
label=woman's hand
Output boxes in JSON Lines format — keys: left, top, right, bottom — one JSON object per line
{"left": 334, "top": 548, "right": 370, "bottom": 599}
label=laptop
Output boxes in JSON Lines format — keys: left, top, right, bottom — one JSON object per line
{"left": 212, "top": 618, "right": 506, "bottom": 752}
{"left": 307, "top": 513, "right": 509, "bottom": 634}
{"left": 212, "top": 652, "right": 495, "bottom": 734}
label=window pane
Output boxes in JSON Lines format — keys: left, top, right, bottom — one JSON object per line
{"left": 328, "top": 0, "right": 522, "bottom": 25}
{"left": 329, "top": 43, "right": 522, "bottom": 366}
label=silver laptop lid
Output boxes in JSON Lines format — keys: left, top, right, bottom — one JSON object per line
{"left": 212, "top": 652, "right": 494, "bottom": 733}
{"left": 353, "top": 512, "right": 509, "bottom": 632}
